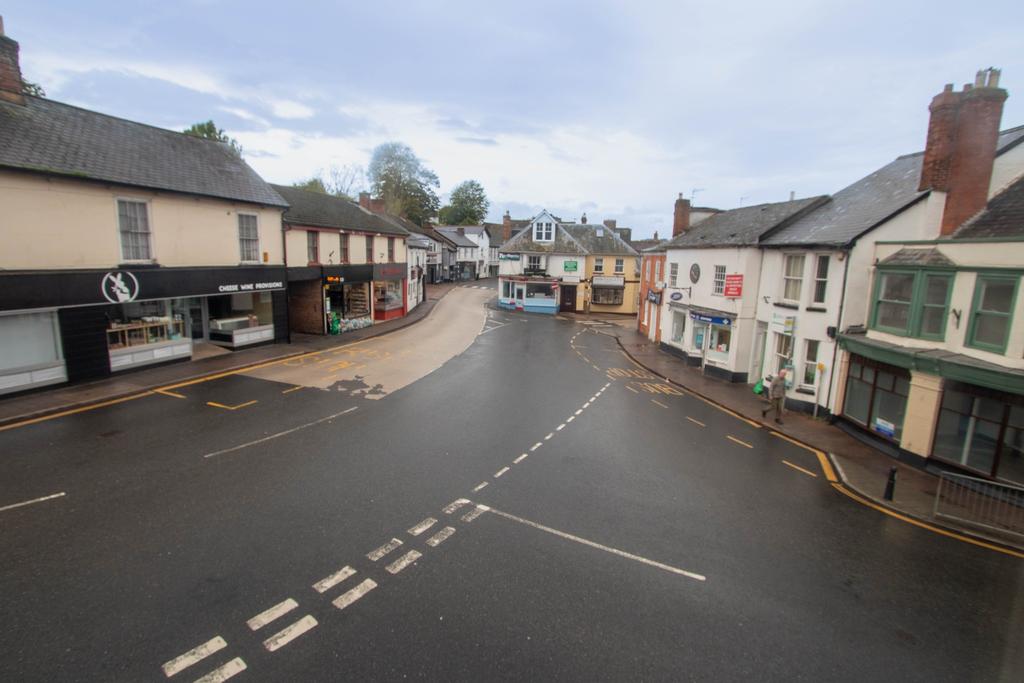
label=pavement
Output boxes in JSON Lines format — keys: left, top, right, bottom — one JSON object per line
{"left": 2, "top": 290, "right": 1023, "bottom": 681}
{"left": 584, "top": 318, "right": 1024, "bottom": 552}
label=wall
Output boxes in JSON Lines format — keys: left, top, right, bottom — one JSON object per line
{"left": 0, "top": 170, "right": 284, "bottom": 270}
{"left": 585, "top": 254, "right": 640, "bottom": 314}
{"left": 288, "top": 279, "right": 324, "bottom": 334}
{"left": 990, "top": 141, "right": 1024, "bottom": 197}
{"left": 285, "top": 227, "right": 407, "bottom": 267}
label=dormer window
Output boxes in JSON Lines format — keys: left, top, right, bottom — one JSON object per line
{"left": 533, "top": 221, "right": 554, "bottom": 242}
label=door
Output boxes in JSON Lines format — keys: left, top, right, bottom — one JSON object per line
{"left": 751, "top": 322, "right": 767, "bottom": 382}
{"left": 514, "top": 284, "right": 526, "bottom": 309}
{"left": 560, "top": 285, "right": 577, "bottom": 312}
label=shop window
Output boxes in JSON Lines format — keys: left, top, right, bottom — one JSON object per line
{"left": 340, "top": 234, "right": 350, "bottom": 263}
{"left": 813, "top": 256, "right": 829, "bottom": 304}
{"left": 933, "top": 384, "right": 1024, "bottom": 485}
{"left": 388, "top": 237, "right": 395, "bottom": 262}
{"left": 707, "top": 325, "right": 731, "bottom": 361}
{"left": 526, "top": 283, "right": 555, "bottom": 299}
{"left": 669, "top": 263, "right": 678, "bottom": 287}
{"left": 713, "top": 265, "right": 726, "bottom": 295}
{"left": 842, "top": 357, "right": 909, "bottom": 441}
{"left": 374, "top": 281, "right": 402, "bottom": 311}
{"left": 801, "top": 339, "right": 819, "bottom": 387}
{"left": 671, "top": 311, "right": 685, "bottom": 343}
{"left": 307, "top": 231, "right": 319, "bottom": 263}
{"left": 106, "top": 300, "right": 187, "bottom": 350}
{"left": 0, "top": 311, "right": 63, "bottom": 372}
{"left": 773, "top": 332, "right": 793, "bottom": 374}
{"left": 366, "top": 235, "right": 374, "bottom": 263}
{"left": 238, "top": 214, "right": 260, "bottom": 263}
{"left": 117, "top": 199, "right": 152, "bottom": 261}
{"left": 592, "top": 287, "right": 623, "bottom": 305}
{"left": 615, "top": 258, "right": 624, "bottom": 274}
{"left": 502, "top": 281, "right": 514, "bottom": 298}
{"left": 782, "top": 254, "right": 804, "bottom": 302}
{"left": 594, "top": 258, "right": 604, "bottom": 273}
{"left": 967, "top": 275, "right": 1018, "bottom": 353}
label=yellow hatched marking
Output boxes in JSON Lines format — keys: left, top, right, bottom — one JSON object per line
{"left": 155, "top": 389, "right": 186, "bottom": 399}
{"left": 206, "top": 400, "right": 258, "bottom": 411}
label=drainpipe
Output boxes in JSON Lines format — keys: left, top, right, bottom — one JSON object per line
{"left": 281, "top": 220, "right": 292, "bottom": 343}
{"left": 825, "top": 247, "right": 851, "bottom": 418}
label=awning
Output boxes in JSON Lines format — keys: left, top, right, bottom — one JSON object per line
{"left": 592, "top": 283, "right": 625, "bottom": 290}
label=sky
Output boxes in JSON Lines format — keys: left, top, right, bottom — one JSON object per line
{"left": 6, "top": 1, "right": 1024, "bottom": 238}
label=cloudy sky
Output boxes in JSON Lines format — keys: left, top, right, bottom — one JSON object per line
{"left": 7, "top": 1, "right": 1023, "bottom": 237}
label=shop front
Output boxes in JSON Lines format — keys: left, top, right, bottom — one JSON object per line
{"left": 323, "top": 267, "right": 374, "bottom": 335}
{"left": 373, "top": 263, "right": 407, "bottom": 322}
{"left": 0, "top": 266, "right": 288, "bottom": 392}
{"left": 840, "top": 354, "right": 910, "bottom": 443}
{"left": 497, "top": 276, "right": 559, "bottom": 314}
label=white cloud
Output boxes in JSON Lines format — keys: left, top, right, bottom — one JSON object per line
{"left": 267, "top": 99, "right": 315, "bottom": 120}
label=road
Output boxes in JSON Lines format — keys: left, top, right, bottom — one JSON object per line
{"left": 1, "top": 286, "right": 1022, "bottom": 682}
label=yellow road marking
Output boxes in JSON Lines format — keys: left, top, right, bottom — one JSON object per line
{"left": 830, "top": 483, "right": 1024, "bottom": 559}
{"left": 155, "top": 389, "right": 187, "bottom": 399}
{"left": 626, "top": 385, "right": 639, "bottom": 394}
{"left": 651, "top": 399, "right": 669, "bottom": 409}
{"left": 281, "top": 385, "right": 304, "bottom": 394}
{"left": 727, "top": 435, "right": 753, "bottom": 449}
{"left": 0, "top": 392, "right": 154, "bottom": 434}
{"left": 206, "top": 400, "right": 259, "bottom": 411}
{"left": 770, "top": 431, "right": 837, "bottom": 483}
{"left": 782, "top": 460, "right": 818, "bottom": 478}
{"left": 686, "top": 416, "right": 705, "bottom": 427}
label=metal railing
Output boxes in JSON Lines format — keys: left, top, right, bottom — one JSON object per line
{"left": 933, "top": 471, "right": 1024, "bottom": 539}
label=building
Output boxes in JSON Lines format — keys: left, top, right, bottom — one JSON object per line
{"left": 272, "top": 185, "right": 409, "bottom": 334}
{"left": 436, "top": 225, "right": 493, "bottom": 278}
{"left": 0, "top": 23, "right": 289, "bottom": 394}
{"left": 436, "top": 227, "right": 480, "bottom": 280}
{"left": 656, "top": 195, "right": 829, "bottom": 382}
{"left": 497, "top": 211, "right": 640, "bottom": 314}
{"left": 406, "top": 233, "right": 429, "bottom": 311}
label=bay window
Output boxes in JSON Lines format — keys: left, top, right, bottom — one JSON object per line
{"left": 871, "top": 269, "right": 951, "bottom": 340}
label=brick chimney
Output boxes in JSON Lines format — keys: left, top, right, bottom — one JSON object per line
{"left": 457, "top": 227, "right": 465, "bottom": 236}
{"left": 358, "top": 192, "right": 371, "bottom": 209}
{"left": 673, "top": 193, "right": 691, "bottom": 237}
{"left": 502, "top": 210, "right": 512, "bottom": 242}
{"left": 603, "top": 219, "right": 617, "bottom": 229}
{"left": 653, "top": 230, "right": 659, "bottom": 240}
{"left": 918, "top": 69, "right": 1008, "bottom": 235}
{"left": 580, "top": 213, "right": 587, "bottom": 224}
{"left": 0, "top": 17, "right": 26, "bottom": 106}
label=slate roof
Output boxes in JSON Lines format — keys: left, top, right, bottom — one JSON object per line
{"left": 562, "top": 224, "right": 638, "bottom": 255}
{"left": 0, "top": 95, "right": 287, "bottom": 207}
{"left": 954, "top": 173, "right": 1024, "bottom": 239}
{"left": 663, "top": 196, "right": 829, "bottom": 249}
{"left": 407, "top": 233, "right": 431, "bottom": 249}
{"left": 271, "top": 185, "right": 407, "bottom": 236}
{"left": 435, "top": 227, "right": 478, "bottom": 248}
{"left": 498, "top": 223, "right": 586, "bottom": 255}
{"left": 632, "top": 238, "right": 666, "bottom": 253}
{"left": 879, "top": 247, "right": 955, "bottom": 267}
{"left": 762, "top": 126, "right": 1024, "bottom": 247}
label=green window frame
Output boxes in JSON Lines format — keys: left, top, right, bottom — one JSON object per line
{"left": 870, "top": 269, "right": 952, "bottom": 340}
{"left": 966, "top": 275, "right": 1019, "bottom": 354}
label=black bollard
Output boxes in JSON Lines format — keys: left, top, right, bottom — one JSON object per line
{"left": 883, "top": 466, "right": 897, "bottom": 501}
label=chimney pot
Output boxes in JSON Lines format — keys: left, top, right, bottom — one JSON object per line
{"left": 987, "top": 68, "right": 1001, "bottom": 88}
{"left": 358, "top": 191, "right": 370, "bottom": 209}
{"left": 580, "top": 213, "right": 587, "bottom": 224}
{"left": 653, "top": 230, "right": 659, "bottom": 240}
{"left": 975, "top": 70, "right": 986, "bottom": 88}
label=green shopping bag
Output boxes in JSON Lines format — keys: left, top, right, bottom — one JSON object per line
{"left": 753, "top": 379, "right": 764, "bottom": 395}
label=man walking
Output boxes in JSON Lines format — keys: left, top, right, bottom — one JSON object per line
{"left": 762, "top": 369, "right": 787, "bottom": 424}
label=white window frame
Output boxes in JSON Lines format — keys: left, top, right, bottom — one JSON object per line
{"left": 614, "top": 258, "right": 624, "bottom": 274}
{"left": 669, "top": 262, "right": 678, "bottom": 287}
{"left": 782, "top": 254, "right": 805, "bottom": 304}
{"left": 812, "top": 255, "right": 829, "bottom": 305}
{"left": 115, "top": 197, "right": 154, "bottom": 263}
{"left": 528, "top": 255, "right": 542, "bottom": 270}
{"left": 238, "top": 212, "right": 261, "bottom": 264}
{"left": 774, "top": 332, "right": 793, "bottom": 375}
{"left": 713, "top": 265, "right": 726, "bottom": 295}
{"left": 594, "top": 257, "right": 604, "bottom": 273}
{"left": 801, "top": 339, "right": 820, "bottom": 388}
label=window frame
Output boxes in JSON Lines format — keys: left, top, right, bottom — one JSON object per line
{"left": 306, "top": 230, "right": 320, "bottom": 264}
{"left": 365, "top": 235, "right": 374, "bottom": 263}
{"left": 527, "top": 255, "right": 542, "bottom": 271}
{"left": 593, "top": 257, "right": 604, "bottom": 273}
{"left": 614, "top": 258, "right": 625, "bottom": 275}
{"left": 237, "top": 213, "right": 260, "bottom": 264}
{"left": 931, "top": 381, "right": 1024, "bottom": 482}
{"left": 387, "top": 236, "right": 395, "bottom": 262}
{"left": 812, "top": 255, "right": 829, "bottom": 304}
{"left": 773, "top": 332, "right": 793, "bottom": 375}
{"left": 801, "top": 339, "right": 820, "bottom": 388}
{"left": 712, "top": 265, "right": 726, "bottom": 295}
{"left": 340, "top": 233, "right": 350, "bottom": 264}
{"left": 966, "top": 274, "right": 1019, "bottom": 354}
{"left": 669, "top": 262, "right": 678, "bottom": 287}
{"left": 592, "top": 287, "right": 623, "bottom": 305}
{"left": 781, "top": 253, "right": 805, "bottom": 304}
{"left": 116, "top": 197, "right": 154, "bottom": 263}
{"left": 869, "top": 268, "right": 953, "bottom": 340}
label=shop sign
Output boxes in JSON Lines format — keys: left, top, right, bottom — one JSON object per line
{"left": 647, "top": 290, "right": 662, "bottom": 305}
{"left": 217, "top": 281, "right": 284, "bottom": 293}
{"left": 771, "top": 312, "right": 796, "bottom": 334}
{"left": 689, "top": 263, "right": 701, "bottom": 283}
{"left": 670, "top": 292, "right": 683, "bottom": 301}
{"left": 724, "top": 274, "right": 743, "bottom": 298}
{"left": 873, "top": 417, "right": 896, "bottom": 438}
{"left": 101, "top": 271, "right": 140, "bottom": 303}
{"left": 592, "top": 275, "right": 625, "bottom": 287}
{"left": 499, "top": 253, "right": 521, "bottom": 260}
{"left": 562, "top": 276, "right": 581, "bottom": 284}
{"left": 325, "top": 275, "right": 345, "bottom": 284}
{"left": 373, "top": 264, "right": 405, "bottom": 280}
{"left": 689, "top": 311, "right": 731, "bottom": 326}
{"left": 564, "top": 261, "right": 578, "bottom": 272}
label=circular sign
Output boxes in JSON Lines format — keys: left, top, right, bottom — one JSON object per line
{"left": 670, "top": 292, "right": 683, "bottom": 301}
{"left": 689, "top": 263, "right": 701, "bottom": 284}
{"left": 101, "top": 271, "right": 140, "bottom": 303}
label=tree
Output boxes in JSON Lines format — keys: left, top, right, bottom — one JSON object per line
{"left": 182, "top": 120, "right": 243, "bottom": 157}
{"left": 292, "top": 176, "right": 328, "bottom": 194}
{"left": 291, "top": 164, "right": 365, "bottom": 200}
{"left": 439, "top": 180, "right": 489, "bottom": 225}
{"left": 367, "top": 142, "right": 440, "bottom": 225}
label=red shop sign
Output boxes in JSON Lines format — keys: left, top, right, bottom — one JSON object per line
{"left": 724, "top": 274, "right": 743, "bottom": 298}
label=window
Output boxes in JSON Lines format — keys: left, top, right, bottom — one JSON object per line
{"left": 813, "top": 255, "right": 829, "bottom": 304}
{"left": 707, "top": 325, "right": 731, "bottom": 360}
{"left": 594, "top": 258, "right": 604, "bottom": 273}
{"left": 773, "top": 332, "right": 793, "bottom": 374}
{"left": 801, "top": 339, "right": 820, "bottom": 386}
{"left": 614, "top": 258, "right": 624, "bottom": 274}
{"left": 365, "top": 235, "right": 374, "bottom": 262}
{"left": 117, "top": 199, "right": 152, "bottom": 261}
{"left": 643, "top": 260, "right": 650, "bottom": 280}
{"left": 533, "top": 221, "right": 553, "bottom": 241}
{"left": 782, "top": 254, "right": 804, "bottom": 302}
{"left": 671, "top": 311, "right": 685, "bottom": 343}
{"left": 842, "top": 356, "right": 910, "bottom": 441}
{"left": 712, "top": 265, "right": 726, "bottom": 295}
{"left": 967, "top": 275, "right": 1018, "bottom": 353}
{"left": 340, "top": 234, "right": 349, "bottom": 263}
{"left": 307, "top": 231, "right": 319, "bottom": 263}
{"left": 237, "top": 214, "right": 259, "bottom": 263}
{"left": 932, "top": 384, "right": 1024, "bottom": 484}
{"left": 502, "top": 281, "right": 514, "bottom": 298}
{"left": 526, "top": 283, "right": 555, "bottom": 298}
{"left": 0, "top": 311, "right": 62, "bottom": 372}
{"left": 654, "top": 260, "right": 661, "bottom": 282}
{"left": 528, "top": 255, "right": 541, "bottom": 271}
{"left": 388, "top": 237, "right": 395, "bottom": 262}
{"left": 592, "top": 287, "right": 623, "bottom": 305}
{"left": 871, "top": 270, "right": 951, "bottom": 339}
{"left": 669, "top": 263, "right": 678, "bottom": 287}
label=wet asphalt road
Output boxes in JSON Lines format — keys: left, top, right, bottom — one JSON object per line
{"left": 1, "top": 293, "right": 1023, "bottom": 682}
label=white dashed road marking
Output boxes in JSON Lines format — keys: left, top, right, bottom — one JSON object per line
{"left": 575, "top": 409, "right": 583, "bottom": 415}
{"left": 386, "top": 550, "right": 423, "bottom": 575}
{"left": 544, "top": 432, "right": 554, "bottom": 440}
{"left": 473, "top": 481, "right": 490, "bottom": 492}
{"left": 367, "top": 538, "right": 403, "bottom": 561}
{"left": 461, "top": 504, "right": 490, "bottom": 523}
{"left": 530, "top": 443, "right": 542, "bottom": 452}
{"left": 263, "top": 615, "right": 318, "bottom": 652}
{"left": 333, "top": 579, "right": 378, "bottom": 610}
{"left": 426, "top": 526, "right": 456, "bottom": 547}
{"left": 567, "top": 416, "right": 575, "bottom": 423}
{"left": 202, "top": 407, "right": 357, "bottom": 459}
{"left": 514, "top": 453, "right": 528, "bottom": 464}
{"left": 408, "top": 517, "right": 438, "bottom": 536}
{"left": 0, "top": 491, "right": 66, "bottom": 514}
{"left": 193, "top": 657, "right": 247, "bottom": 683}
{"left": 162, "top": 636, "right": 227, "bottom": 678}
{"left": 313, "top": 566, "right": 357, "bottom": 594}
{"left": 247, "top": 598, "right": 298, "bottom": 631}
{"left": 494, "top": 466, "right": 510, "bottom": 478}
{"left": 556, "top": 423, "right": 566, "bottom": 431}
{"left": 442, "top": 498, "right": 472, "bottom": 514}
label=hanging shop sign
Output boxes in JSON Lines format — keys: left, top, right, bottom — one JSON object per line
{"left": 689, "top": 311, "right": 732, "bottom": 326}
{"left": 670, "top": 292, "right": 683, "bottom": 301}
{"left": 689, "top": 263, "right": 701, "bottom": 283}
{"left": 101, "top": 271, "right": 140, "bottom": 303}
{"left": 724, "top": 274, "right": 743, "bottom": 298}
{"left": 647, "top": 290, "right": 662, "bottom": 305}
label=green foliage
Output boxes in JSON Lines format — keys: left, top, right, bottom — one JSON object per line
{"left": 22, "top": 80, "right": 45, "bottom": 97}
{"left": 292, "top": 177, "right": 328, "bottom": 194}
{"left": 182, "top": 120, "right": 243, "bottom": 157}
{"left": 291, "top": 164, "right": 365, "bottom": 200}
{"left": 439, "top": 180, "right": 489, "bottom": 225}
{"left": 367, "top": 142, "right": 440, "bottom": 226}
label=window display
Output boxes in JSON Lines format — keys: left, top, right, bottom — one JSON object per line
{"left": 374, "top": 281, "right": 403, "bottom": 311}
{"left": 707, "top": 325, "right": 731, "bottom": 360}
{"left": 106, "top": 300, "right": 185, "bottom": 349}
{"left": 842, "top": 356, "right": 909, "bottom": 441}
{"left": 526, "top": 283, "right": 555, "bottom": 299}
{"left": 592, "top": 287, "right": 623, "bottom": 305}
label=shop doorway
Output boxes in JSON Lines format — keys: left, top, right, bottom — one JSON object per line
{"left": 751, "top": 321, "right": 767, "bottom": 382}
{"left": 560, "top": 285, "right": 577, "bottom": 312}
